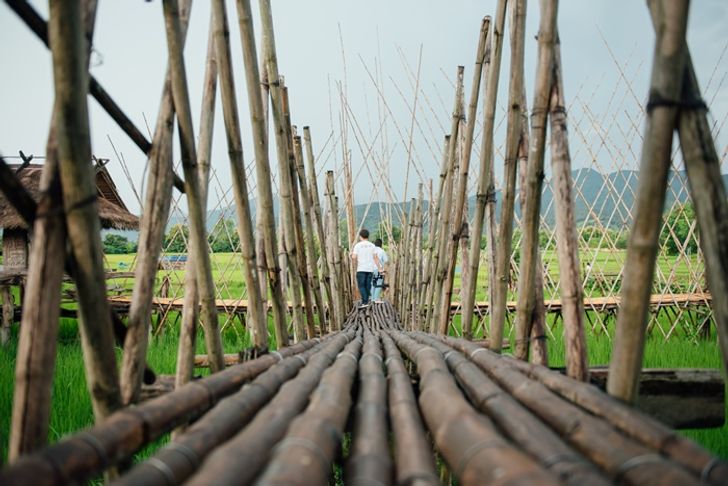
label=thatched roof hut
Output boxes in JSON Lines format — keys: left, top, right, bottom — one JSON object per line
{"left": 1, "top": 164, "right": 139, "bottom": 270}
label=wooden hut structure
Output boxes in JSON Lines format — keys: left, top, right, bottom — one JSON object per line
{"left": 0, "top": 163, "right": 139, "bottom": 271}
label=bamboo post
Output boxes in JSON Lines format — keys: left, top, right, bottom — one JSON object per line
{"left": 281, "top": 106, "right": 317, "bottom": 341}
{"left": 50, "top": 0, "right": 122, "bottom": 421}
{"left": 413, "top": 184, "right": 425, "bottom": 330}
{"left": 303, "top": 128, "right": 334, "bottom": 326}
{"left": 403, "top": 199, "right": 417, "bottom": 327}
{"left": 212, "top": 0, "right": 268, "bottom": 349}
{"left": 294, "top": 135, "right": 327, "bottom": 334}
{"left": 607, "top": 0, "right": 689, "bottom": 402}
{"left": 174, "top": 20, "right": 217, "bottom": 394}
{"left": 461, "top": 0, "right": 508, "bottom": 339}
{"left": 422, "top": 136, "right": 451, "bottom": 329}
{"left": 490, "top": 0, "right": 527, "bottom": 352}
{"left": 640, "top": 0, "right": 728, "bottom": 386}
{"left": 437, "top": 19, "right": 490, "bottom": 336}
{"left": 162, "top": 0, "right": 224, "bottom": 371}
{"left": 514, "top": 0, "right": 556, "bottom": 362}
{"left": 9, "top": 1, "right": 99, "bottom": 460}
{"left": 235, "top": 0, "right": 289, "bottom": 347}
{"left": 1, "top": 285, "right": 12, "bottom": 345}
{"left": 7, "top": 127, "right": 65, "bottom": 460}
{"left": 549, "top": 39, "right": 587, "bottom": 379}
{"left": 123, "top": 0, "right": 193, "bottom": 397}
{"left": 430, "top": 67, "right": 464, "bottom": 334}
{"left": 257, "top": 0, "right": 308, "bottom": 341}
{"left": 517, "top": 97, "right": 548, "bottom": 367}
{"left": 325, "top": 171, "right": 346, "bottom": 328}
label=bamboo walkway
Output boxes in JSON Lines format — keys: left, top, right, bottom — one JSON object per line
{"left": 1, "top": 301, "right": 725, "bottom": 486}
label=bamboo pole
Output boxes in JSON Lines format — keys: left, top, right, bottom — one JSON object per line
{"left": 294, "top": 135, "right": 328, "bottom": 333}
{"left": 9, "top": 0, "right": 98, "bottom": 460}
{"left": 422, "top": 136, "right": 451, "bottom": 329}
{"left": 123, "top": 0, "right": 193, "bottom": 398}
{"left": 517, "top": 98, "right": 549, "bottom": 367}
{"left": 50, "top": 0, "right": 122, "bottom": 421}
{"left": 282, "top": 108, "right": 317, "bottom": 341}
{"left": 461, "top": 0, "right": 508, "bottom": 340}
{"left": 235, "top": 0, "right": 289, "bottom": 347}
{"left": 658, "top": 10, "right": 728, "bottom": 384}
{"left": 174, "top": 20, "right": 217, "bottom": 395}
{"left": 211, "top": 0, "right": 268, "bottom": 349}
{"left": 437, "top": 19, "right": 490, "bottom": 336}
{"left": 162, "top": 0, "right": 224, "bottom": 371}
{"left": 607, "top": 0, "right": 689, "bottom": 402}
{"left": 303, "top": 127, "right": 335, "bottom": 328}
{"left": 412, "top": 184, "right": 425, "bottom": 330}
{"left": 431, "top": 67, "right": 464, "bottom": 334}
{"left": 257, "top": 0, "right": 308, "bottom": 341}
{"left": 403, "top": 199, "right": 417, "bottom": 327}
{"left": 549, "top": 38, "right": 587, "bottom": 379}
{"left": 325, "top": 171, "right": 346, "bottom": 327}
{"left": 514, "top": 0, "right": 556, "bottom": 361}
{"left": 490, "top": 0, "right": 527, "bottom": 352}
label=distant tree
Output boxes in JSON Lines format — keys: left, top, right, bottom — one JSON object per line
{"left": 661, "top": 203, "right": 697, "bottom": 256}
{"left": 164, "top": 223, "right": 189, "bottom": 253}
{"left": 208, "top": 218, "right": 240, "bottom": 253}
{"left": 103, "top": 234, "right": 136, "bottom": 254}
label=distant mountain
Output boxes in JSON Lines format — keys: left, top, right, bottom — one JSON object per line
{"left": 110, "top": 169, "right": 728, "bottom": 242}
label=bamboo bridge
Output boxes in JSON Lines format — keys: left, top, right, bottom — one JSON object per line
{"left": 1, "top": 303, "right": 726, "bottom": 485}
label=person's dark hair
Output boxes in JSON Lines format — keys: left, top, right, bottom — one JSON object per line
{"left": 359, "top": 229, "right": 369, "bottom": 239}
{"left": 374, "top": 238, "right": 383, "bottom": 247}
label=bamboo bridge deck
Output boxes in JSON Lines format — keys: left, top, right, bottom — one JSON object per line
{"left": 1, "top": 302, "right": 725, "bottom": 486}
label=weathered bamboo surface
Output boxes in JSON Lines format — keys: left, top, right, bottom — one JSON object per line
{"left": 2, "top": 302, "right": 725, "bottom": 486}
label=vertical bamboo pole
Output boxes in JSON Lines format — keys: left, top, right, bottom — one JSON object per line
{"left": 418, "top": 179, "right": 435, "bottom": 325}
{"left": 403, "top": 198, "right": 416, "bottom": 327}
{"left": 461, "top": 0, "right": 508, "bottom": 339}
{"left": 282, "top": 105, "right": 317, "bottom": 340}
{"left": 514, "top": 0, "right": 555, "bottom": 361}
{"left": 549, "top": 39, "right": 587, "bottom": 379}
{"left": 9, "top": 0, "right": 98, "bottom": 460}
{"left": 325, "top": 171, "right": 346, "bottom": 327}
{"left": 490, "top": 0, "right": 527, "bottom": 352}
{"left": 175, "top": 20, "right": 217, "bottom": 392}
{"left": 642, "top": 0, "right": 728, "bottom": 389}
{"left": 303, "top": 127, "right": 335, "bottom": 325}
{"left": 430, "top": 67, "right": 464, "bottom": 334}
{"left": 607, "top": 0, "right": 689, "bottom": 402}
{"left": 294, "top": 135, "right": 327, "bottom": 334}
{"left": 677, "top": 61, "right": 728, "bottom": 378}
{"left": 257, "top": 0, "right": 307, "bottom": 341}
{"left": 343, "top": 156, "right": 358, "bottom": 301}
{"left": 437, "top": 19, "right": 490, "bottom": 336}
{"left": 423, "top": 136, "right": 451, "bottom": 328}
{"left": 123, "top": 0, "right": 193, "bottom": 397}
{"left": 413, "top": 184, "right": 425, "bottom": 329}
{"left": 211, "top": 0, "right": 268, "bottom": 349}
{"left": 50, "top": 0, "right": 121, "bottom": 419}
{"left": 162, "top": 0, "right": 224, "bottom": 371}
{"left": 237, "top": 0, "right": 290, "bottom": 345}
{"left": 517, "top": 97, "right": 548, "bottom": 367}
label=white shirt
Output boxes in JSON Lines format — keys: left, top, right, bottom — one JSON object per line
{"left": 351, "top": 240, "right": 377, "bottom": 272}
{"left": 374, "top": 247, "right": 388, "bottom": 267}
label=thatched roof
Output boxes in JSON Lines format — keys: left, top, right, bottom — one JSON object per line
{"left": 0, "top": 164, "right": 139, "bottom": 230}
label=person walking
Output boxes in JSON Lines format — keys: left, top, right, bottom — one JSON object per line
{"left": 370, "top": 238, "right": 389, "bottom": 302}
{"left": 350, "top": 229, "right": 382, "bottom": 308}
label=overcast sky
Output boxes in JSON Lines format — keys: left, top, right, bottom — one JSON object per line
{"left": 1, "top": 1, "right": 727, "bottom": 215}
